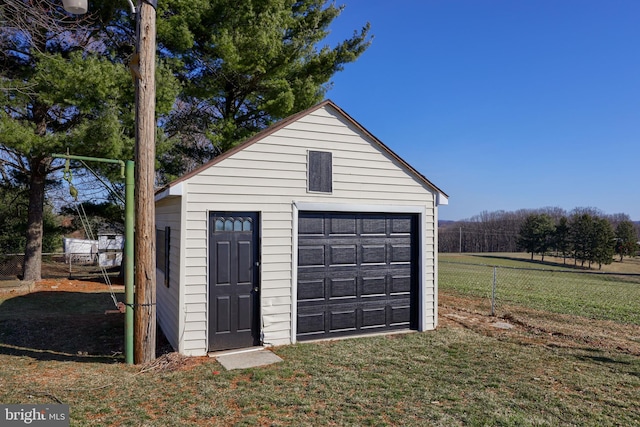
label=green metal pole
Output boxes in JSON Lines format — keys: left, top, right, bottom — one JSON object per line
{"left": 53, "top": 152, "right": 135, "bottom": 364}
{"left": 52, "top": 153, "right": 125, "bottom": 173}
{"left": 125, "top": 160, "right": 135, "bottom": 365}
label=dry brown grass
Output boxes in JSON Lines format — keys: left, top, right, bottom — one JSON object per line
{"left": 439, "top": 293, "right": 640, "bottom": 356}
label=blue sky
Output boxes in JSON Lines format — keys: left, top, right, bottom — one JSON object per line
{"left": 323, "top": 0, "right": 640, "bottom": 221}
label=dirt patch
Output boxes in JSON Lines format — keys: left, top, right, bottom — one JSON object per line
{"left": 439, "top": 293, "right": 640, "bottom": 356}
{"left": 34, "top": 278, "right": 124, "bottom": 293}
{"left": 0, "top": 280, "right": 34, "bottom": 295}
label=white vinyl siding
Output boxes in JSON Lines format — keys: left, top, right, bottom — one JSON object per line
{"left": 155, "top": 198, "right": 182, "bottom": 353}
{"left": 163, "top": 104, "right": 440, "bottom": 354}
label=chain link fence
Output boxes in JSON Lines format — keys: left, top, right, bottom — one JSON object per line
{"left": 0, "top": 254, "right": 21, "bottom": 279}
{"left": 0, "top": 253, "right": 121, "bottom": 281}
{"left": 439, "top": 260, "right": 640, "bottom": 325}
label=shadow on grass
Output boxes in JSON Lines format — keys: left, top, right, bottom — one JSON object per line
{"left": 0, "top": 291, "right": 125, "bottom": 363}
{"left": 475, "top": 254, "right": 593, "bottom": 270}
{"left": 575, "top": 354, "right": 631, "bottom": 365}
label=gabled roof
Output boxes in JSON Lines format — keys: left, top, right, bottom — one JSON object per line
{"left": 156, "top": 99, "right": 448, "bottom": 200}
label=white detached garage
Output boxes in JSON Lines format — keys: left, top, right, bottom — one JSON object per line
{"left": 155, "top": 100, "right": 448, "bottom": 356}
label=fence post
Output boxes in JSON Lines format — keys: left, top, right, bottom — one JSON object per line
{"left": 491, "top": 266, "right": 497, "bottom": 316}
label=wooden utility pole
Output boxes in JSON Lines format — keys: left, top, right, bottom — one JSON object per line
{"left": 134, "top": 0, "right": 157, "bottom": 364}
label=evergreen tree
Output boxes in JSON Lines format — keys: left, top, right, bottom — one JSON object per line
{"left": 614, "top": 220, "right": 638, "bottom": 262}
{"left": 590, "top": 217, "right": 615, "bottom": 269}
{"left": 156, "top": 0, "right": 372, "bottom": 182}
{"left": 0, "top": 181, "right": 61, "bottom": 255}
{"left": 0, "top": 0, "right": 179, "bottom": 281}
{"left": 0, "top": 182, "right": 28, "bottom": 254}
{"left": 554, "top": 216, "right": 572, "bottom": 263}
{"left": 1, "top": 0, "right": 369, "bottom": 280}
{"left": 568, "top": 212, "right": 619, "bottom": 269}
{"left": 570, "top": 213, "right": 594, "bottom": 267}
{"left": 517, "top": 213, "right": 555, "bottom": 261}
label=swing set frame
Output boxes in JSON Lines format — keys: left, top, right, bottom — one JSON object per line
{"left": 53, "top": 152, "right": 135, "bottom": 365}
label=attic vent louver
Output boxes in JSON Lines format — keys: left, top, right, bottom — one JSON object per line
{"left": 308, "top": 150, "right": 332, "bottom": 193}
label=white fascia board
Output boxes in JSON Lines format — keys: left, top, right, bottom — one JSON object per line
{"left": 155, "top": 182, "right": 184, "bottom": 202}
{"left": 436, "top": 193, "right": 448, "bottom": 206}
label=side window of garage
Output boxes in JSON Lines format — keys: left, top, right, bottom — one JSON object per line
{"left": 156, "top": 226, "right": 170, "bottom": 287}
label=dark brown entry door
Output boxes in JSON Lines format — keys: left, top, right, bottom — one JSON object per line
{"left": 209, "top": 212, "right": 260, "bottom": 351}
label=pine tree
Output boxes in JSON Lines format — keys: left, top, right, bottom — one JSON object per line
{"left": 517, "top": 213, "right": 555, "bottom": 261}
{"left": 570, "top": 213, "right": 594, "bottom": 267}
{"left": 0, "top": 0, "right": 178, "bottom": 281}
{"left": 156, "top": 0, "right": 372, "bottom": 182}
{"left": 1, "top": 0, "right": 369, "bottom": 281}
{"left": 554, "top": 216, "right": 572, "bottom": 263}
{"left": 590, "top": 218, "right": 615, "bottom": 269}
{"left": 614, "top": 220, "right": 638, "bottom": 262}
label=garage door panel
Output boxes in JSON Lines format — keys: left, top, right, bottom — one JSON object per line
{"left": 297, "top": 278, "right": 325, "bottom": 301}
{"left": 330, "top": 308, "right": 358, "bottom": 332}
{"left": 329, "top": 277, "right": 357, "bottom": 298}
{"left": 362, "top": 244, "right": 386, "bottom": 264}
{"left": 391, "top": 218, "right": 413, "bottom": 234}
{"left": 362, "top": 217, "right": 386, "bottom": 234}
{"left": 361, "top": 276, "right": 386, "bottom": 296}
{"left": 330, "top": 245, "right": 357, "bottom": 265}
{"left": 299, "top": 216, "right": 325, "bottom": 235}
{"left": 390, "top": 244, "right": 412, "bottom": 263}
{"left": 297, "top": 212, "right": 418, "bottom": 341}
{"left": 390, "top": 304, "right": 411, "bottom": 326}
{"left": 330, "top": 215, "right": 357, "bottom": 235}
{"left": 390, "top": 275, "right": 412, "bottom": 294}
{"left": 299, "top": 245, "right": 325, "bottom": 266}
{"left": 361, "top": 305, "right": 388, "bottom": 328}
{"left": 297, "top": 311, "right": 325, "bottom": 335}
{"left": 297, "top": 305, "right": 412, "bottom": 339}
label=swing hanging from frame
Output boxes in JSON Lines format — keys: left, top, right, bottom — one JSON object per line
{"left": 62, "top": 157, "right": 126, "bottom": 315}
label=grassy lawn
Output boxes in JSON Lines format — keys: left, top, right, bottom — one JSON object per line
{"left": 1, "top": 280, "right": 640, "bottom": 426}
{"left": 440, "top": 253, "right": 640, "bottom": 325}
{"left": 0, "top": 322, "right": 638, "bottom": 426}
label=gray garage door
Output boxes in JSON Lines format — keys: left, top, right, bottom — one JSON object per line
{"left": 297, "top": 212, "right": 419, "bottom": 341}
